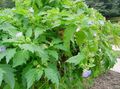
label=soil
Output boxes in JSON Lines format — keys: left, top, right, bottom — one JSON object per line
{"left": 90, "top": 71, "right": 120, "bottom": 89}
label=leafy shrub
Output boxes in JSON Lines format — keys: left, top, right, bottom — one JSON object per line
{"left": 0, "top": 0, "right": 120, "bottom": 89}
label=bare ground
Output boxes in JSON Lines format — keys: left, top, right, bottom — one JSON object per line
{"left": 91, "top": 71, "right": 120, "bottom": 89}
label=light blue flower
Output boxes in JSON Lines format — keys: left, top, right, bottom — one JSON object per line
{"left": 99, "top": 20, "right": 104, "bottom": 26}
{"left": 16, "top": 32, "right": 23, "bottom": 38}
{"left": 29, "top": 7, "right": 34, "bottom": 13}
{"left": 76, "top": 27, "right": 80, "bottom": 32}
{"left": 0, "top": 46, "right": 6, "bottom": 52}
{"left": 88, "top": 21, "right": 94, "bottom": 26}
{"left": 82, "top": 70, "right": 92, "bottom": 78}
{"left": 93, "top": 33, "right": 97, "bottom": 37}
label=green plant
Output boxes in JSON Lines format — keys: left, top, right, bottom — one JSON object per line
{"left": 0, "top": 0, "right": 120, "bottom": 89}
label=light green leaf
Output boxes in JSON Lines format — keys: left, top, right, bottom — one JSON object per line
{"left": 25, "top": 69, "right": 36, "bottom": 89}
{"left": 34, "top": 27, "right": 44, "bottom": 39}
{"left": 35, "top": 69, "right": 43, "bottom": 81}
{"left": 19, "top": 44, "right": 35, "bottom": 53}
{"left": 13, "top": 51, "right": 29, "bottom": 67}
{"left": 26, "top": 28, "right": 32, "bottom": 37}
{"left": 106, "top": 50, "right": 116, "bottom": 68}
{"left": 0, "top": 73, "right": 3, "bottom": 86}
{"left": 6, "top": 49, "right": 16, "bottom": 63}
{"left": 64, "top": 25, "right": 76, "bottom": 54}
{"left": 45, "top": 64, "right": 59, "bottom": 85}
{"left": 25, "top": 68, "right": 43, "bottom": 89}
{"left": 0, "top": 68, "right": 5, "bottom": 86}
{"left": 19, "top": 44, "right": 49, "bottom": 64}
{"left": 76, "top": 30, "right": 86, "bottom": 46}
{"left": 0, "top": 64, "right": 15, "bottom": 89}
{"left": 66, "top": 53, "right": 85, "bottom": 65}
{"left": 48, "top": 50, "right": 58, "bottom": 61}
{"left": 0, "top": 52, "right": 6, "bottom": 61}
{"left": 54, "top": 44, "right": 67, "bottom": 51}
{"left": 0, "top": 23, "right": 17, "bottom": 37}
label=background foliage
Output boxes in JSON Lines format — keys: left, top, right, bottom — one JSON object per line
{"left": 1, "top": 0, "right": 120, "bottom": 17}
{"left": 0, "top": 0, "right": 120, "bottom": 89}
{"left": 86, "top": 0, "right": 120, "bottom": 17}
{"left": 0, "top": 0, "right": 14, "bottom": 8}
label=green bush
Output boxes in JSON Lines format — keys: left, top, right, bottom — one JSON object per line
{"left": 0, "top": 0, "right": 120, "bottom": 89}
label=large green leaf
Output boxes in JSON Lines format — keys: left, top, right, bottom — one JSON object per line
{"left": 0, "top": 68, "right": 5, "bottom": 86}
{"left": 19, "top": 44, "right": 49, "bottom": 64}
{"left": 19, "top": 44, "right": 35, "bottom": 53}
{"left": 0, "top": 23, "right": 17, "bottom": 37}
{"left": 76, "top": 30, "right": 86, "bottom": 46}
{"left": 0, "top": 52, "right": 6, "bottom": 61}
{"left": 24, "top": 68, "right": 43, "bottom": 89}
{"left": 48, "top": 50, "right": 58, "bottom": 61}
{"left": 34, "top": 27, "right": 44, "bottom": 39}
{"left": 13, "top": 50, "right": 29, "bottom": 67}
{"left": 45, "top": 64, "right": 59, "bottom": 85}
{"left": 26, "top": 28, "right": 32, "bottom": 38}
{"left": 6, "top": 49, "right": 16, "bottom": 63}
{"left": 0, "top": 64, "right": 15, "bottom": 89}
{"left": 66, "top": 53, "right": 85, "bottom": 65}
{"left": 63, "top": 25, "right": 76, "bottom": 54}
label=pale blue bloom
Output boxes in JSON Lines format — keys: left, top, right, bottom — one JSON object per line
{"left": 76, "top": 27, "right": 80, "bottom": 32}
{"left": 0, "top": 46, "right": 6, "bottom": 52}
{"left": 88, "top": 21, "right": 94, "bottom": 26}
{"left": 29, "top": 7, "right": 34, "bottom": 13}
{"left": 94, "top": 33, "right": 97, "bottom": 37}
{"left": 99, "top": 20, "right": 104, "bottom": 26}
{"left": 16, "top": 32, "right": 23, "bottom": 38}
{"left": 82, "top": 70, "right": 92, "bottom": 78}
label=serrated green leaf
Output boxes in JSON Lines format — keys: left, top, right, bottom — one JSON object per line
{"left": 0, "top": 23, "right": 17, "bottom": 37}
{"left": 51, "top": 38, "right": 62, "bottom": 45}
{"left": 26, "top": 28, "right": 32, "bottom": 37}
{"left": 64, "top": 25, "right": 76, "bottom": 54}
{"left": 34, "top": 27, "right": 44, "bottom": 39}
{"left": 66, "top": 53, "right": 85, "bottom": 65}
{"left": 0, "top": 52, "right": 6, "bottom": 61}
{"left": 48, "top": 50, "right": 58, "bottom": 61}
{"left": 25, "top": 68, "right": 43, "bottom": 89}
{"left": 34, "top": 45, "right": 49, "bottom": 64}
{"left": 19, "top": 44, "right": 49, "bottom": 64}
{"left": 0, "top": 64, "right": 15, "bottom": 89}
{"left": 45, "top": 64, "right": 59, "bottom": 85}
{"left": 19, "top": 44, "right": 35, "bottom": 53}
{"left": 25, "top": 69, "right": 36, "bottom": 89}
{"left": 0, "top": 73, "right": 3, "bottom": 86}
{"left": 35, "top": 69, "right": 43, "bottom": 81}
{"left": 54, "top": 44, "right": 67, "bottom": 51}
{"left": 76, "top": 30, "right": 86, "bottom": 46}
{"left": 0, "top": 68, "right": 5, "bottom": 86}
{"left": 13, "top": 50, "right": 29, "bottom": 67}
{"left": 6, "top": 49, "right": 16, "bottom": 63}
{"left": 106, "top": 50, "right": 116, "bottom": 68}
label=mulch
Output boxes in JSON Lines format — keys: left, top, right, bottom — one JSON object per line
{"left": 90, "top": 71, "right": 120, "bottom": 89}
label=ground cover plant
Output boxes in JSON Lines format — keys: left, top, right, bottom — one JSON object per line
{"left": 0, "top": 0, "right": 120, "bottom": 89}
